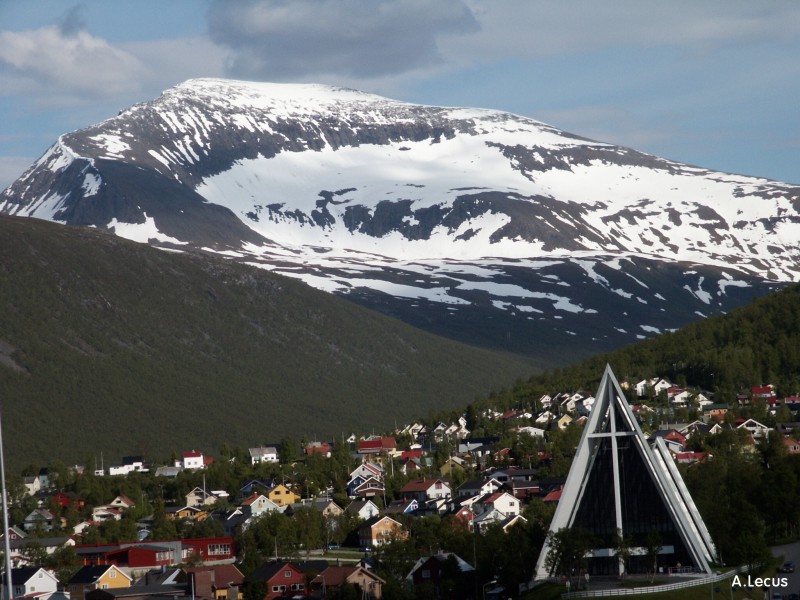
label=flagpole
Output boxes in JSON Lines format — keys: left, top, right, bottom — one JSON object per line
{"left": 0, "top": 408, "right": 14, "bottom": 600}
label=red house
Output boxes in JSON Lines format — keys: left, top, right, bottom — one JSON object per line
{"left": 358, "top": 437, "right": 397, "bottom": 455}
{"left": 245, "top": 562, "right": 306, "bottom": 600}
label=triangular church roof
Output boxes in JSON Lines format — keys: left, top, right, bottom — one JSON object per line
{"left": 534, "top": 365, "right": 717, "bottom": 579}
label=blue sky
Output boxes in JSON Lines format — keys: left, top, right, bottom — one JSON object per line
{"left": 1, "top": 0, "right": 798, "bottom": 190}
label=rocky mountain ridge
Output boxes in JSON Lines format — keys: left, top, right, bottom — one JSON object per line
{"left": 3, "top": 78, "right": 799, "bottom": 358}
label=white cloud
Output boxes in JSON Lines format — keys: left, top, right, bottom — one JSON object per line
{"left": 0, "top": 26, "right": 148, "bottom": 100}
{"left": 207, "top": 0, "right": 479, "bottom": 79}
{"left": 449, "top": 1, "right": 800, "bottom": 62}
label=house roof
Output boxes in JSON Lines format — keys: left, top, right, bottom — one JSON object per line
{"left": 244, "top": 562, "right": 302, "bottom": 584}
{"left": 69, "top": 565, "right": 131, "bottom": 585}
{"left": 1, "top": 567, "right": 50, "bottom": 586}
{"left": 400, "top": 478, "right": 448, "bottom": 493}
{"left": 311, "top": 566, "right": 384, "bottom": 588}
{"left": 184, "top": 564, "right": 244, "bottom": 587}
{"left": 361, "top": 515, "right": 402, "bottom": 529}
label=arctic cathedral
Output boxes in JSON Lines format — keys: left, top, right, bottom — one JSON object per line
{"left": 534, "top": 365, "right": 717, "bottom": 579}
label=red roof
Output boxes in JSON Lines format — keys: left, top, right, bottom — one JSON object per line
{"left": 358, "top": 437, "right": 397, "bottom": 452}
{"left": 400, "top": 449, "right": 423, "bottom": 460}
{"left": 543, "top": 486, "right": 563, "bottom": 503}
{"left": 183, "top": 450, "right": 203, "bottom": 458}
{"left": 400, "top": 478, "right": 446, "bottom": 493}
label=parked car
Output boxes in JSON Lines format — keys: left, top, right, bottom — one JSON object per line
{"left": 779, "top": 561, "right": 796, "bottom": 573}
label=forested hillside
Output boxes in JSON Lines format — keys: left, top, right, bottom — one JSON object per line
{"left": 0, "top": 215, "right": 533, "bottom": 468}
{"left": 467, "top": 283, "right": 800, "bottom": 411}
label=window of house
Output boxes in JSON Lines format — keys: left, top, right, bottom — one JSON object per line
{"left": 284, "top": 570, "right": 292, "bottom": 578}
{"left": 272, "top": 586, "right": 280, "bottom": 593}
{"left": 109, "top": 571, "right": 116, "bottom": 578}
{"left": 421, "top": 570, "right": 431, "bottom": 579}
{"left": 208, "top": 543, "right": 231, "bottom": 555}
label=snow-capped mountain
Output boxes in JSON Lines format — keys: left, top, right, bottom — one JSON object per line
{"left": 3, "top": 78, "right": 799, "bottom": 359}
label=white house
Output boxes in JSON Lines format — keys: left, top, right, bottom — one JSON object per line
{"left": 516, "top": 426, "right": 546, "bottom": 438}
{"left": 478, "top": 492, "right": 520, "bottom": 517}
{"left": 3, "top": 567, "right": 59, "bottom": 600}
{"left": 249, "top": 446, "right": 279, "bottom": 465}
{"left": 737, "top": 418, "right": 772, "bottom": 439}
{"left": 179, "top": 450, "right": 205, "bottom": 470}
{"left": 240, "top": 493, "right": 280, "bottom": 517}
{"left": 345, "top": 499, "right": 380, "bottom": 521}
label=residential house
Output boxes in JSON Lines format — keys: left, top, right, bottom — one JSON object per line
{"left": 248, "top": 447, "right": 278, "bottom": 465}
{"left": 240, "top": 493, "right": 280, "bottom": 518}
{"left": 266, "top": 484, "right": 300, "bottom": 508}
{"left": 500, "top": 514, "right": 529, "bottom": 533}
{"left": 186, "top": 487, "right": 219, "bottom": 507}
{"left": 358, "top": 515, "right": 407, "bottom": 549}
{"left": 703, "top": 403, "right": 729, "bottom": 421}
{"left": 489, "top": 468, "right": 537, "bottom": 484}
{"left": 385, "top": 498, "right": 418, "bottom": 515}
{"left": 515, "top": 426, "right": 546, "bottom": 438}
{"left": 556, "top": 414, "right": 573, "bottom": 430}
{"left": 92, "top": 495, "right": 136, "bottom": 522}
{"left": 456, "top": 478, "right": 502, "bottom": 500}
{"left": 108, "top": 456, "right": 146, "bottom": 477}
{"left": 68, "top": 564, "right": 132, "bottom": 600}
{"left": 177, "top": 451, "right": 205, "bottom": 471}
{"left": 450, "top": 507, "right": 476, "bottom": 532}
{"left": 23, "top": 509, "right": 56, "bottom": 533}
{"left": 185, "top": 564, "right": 245, "bottom": 600}
{"left": 350, "top": 477, "right": 386, "bottom": 498}
{"left": 650, "top": 429, "right": 686, "bottom": 453}
{"left": 22, "top": 475, "right": 42, "bottom": 497}
{"left": 304, "top": 441, "right": 332, "bottom": 457}
{"left": 439, "top": 456, "right": 466, "bottom": 478}
{"left": 310, "top": 499, "right": 343, "bottom": 520}
{"left": 652, "top": 378, "right": 672, "bottom": 395}
{"left": 348, "top": 462, "right": 383, "bottom": 483}
{"left": 667, "top": 387, "right": 690, "bottom": 408}
{"left": 752, "top": 385, "right": 777, "bottom": 402}
{"left": 476, "top": 492, "right": 520, "bottom": 517}
{"left": 398, "top": 479, "right": 452, "bottom": 505}
{"left": 358, "top": 437, "right": 397, "bottom": 456}
{"left": 672, "top": 451, "right": 709, "bottom": 465}
{"left": 154, "top": 466, "right": 181, "bottom": 478}
{"left": 1, "top": 566, "right": 59, "bottom": 600}
{"left": 737, "top": 418, "right": 772, "bottom": 439}
{"left": 535, "top": 410, "right": 557, "bottom": 425}
{"left": 310, "top": 566, "right": 384, "bottom": 599}
{"left": 0, "top": 526, "right": 26, "bottom": 544}
{"left": 165, "top": 506, "right": 208, "bottom": 522}
{"left": 784, "top": 438, "right": 800, "bottom": 455}
{"left": 406, "top": 552, "right": 474, "bottom": 599}
{"left": 245, "top": 562, "right": 306, "bottom": 600}
{"left": 10, "top": 536, "right": 75, "bottom": 566}
{"left": 345, "top": 500, "right": 380, "bottom": 521}
{"left": 53, "top": 491, "right": 87, "bottom": 511}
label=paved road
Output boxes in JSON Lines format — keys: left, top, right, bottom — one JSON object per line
{"left": 771, "top": 542, "right": 800, "bottom": 598}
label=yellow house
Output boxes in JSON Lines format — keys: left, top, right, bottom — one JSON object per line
{"left": 166, "top": 505, "right": 209, "bottom": 521}
{"left": 68, "top": 564, "right": 131, "bottom": 600}
{"left": 358, "top": 515, "right": 408, "bottom": 549}
{"left": 267, "top": 483, "right": 301, "bottom": 507}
